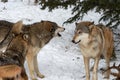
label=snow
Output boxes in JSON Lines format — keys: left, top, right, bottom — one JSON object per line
{"left": 0, "top": 1, "right": 119, "bottom": 80}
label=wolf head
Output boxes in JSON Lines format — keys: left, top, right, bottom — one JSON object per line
{"left": 41, "top": 20, "right": 65, "bottom": 37}
{"left": 29, "top": 20, "right": 65, "bottom": 47}
{"left": 72, "top": 21, "right": 94, "bottom": 44}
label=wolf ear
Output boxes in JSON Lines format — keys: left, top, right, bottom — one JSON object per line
{"left": 50, "top": 27, "right": 55, "bottom": 32}
{"left": 23, "top": 34, "right": 29, "bottom": 41}
{"left": 91, "top": 21, "right": 94, "bottom": 25}
{"left": 12, "top": 20, "right": 23, "bottom": 34}
{"left": 89, "top": 25, "right": 94, "bottom": 30}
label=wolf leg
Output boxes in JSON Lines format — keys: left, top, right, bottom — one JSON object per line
{"left": 34, "top": 55, "right": 45, "bottom": 78}
{"left": 83, "top": 56, "right": 90, "bottom": 80}
{"left": 104, "top": 55, "right": 110, "bottom": 79}
{"left": 26, "top": 53, "right": 36, "bottom": 80}
{"left": 92, "top": 57, "right": 100, "bottom": 80}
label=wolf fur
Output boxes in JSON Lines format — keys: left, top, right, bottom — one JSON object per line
{"left": 25, "top": 20, "right": 65, "bottom": 79}
{"left": 72, "top": 21, "right": 114, "bottom": 80}
{"left": 0, "top": 21, "right": 29, "bottom": 80}
{"left": 0, "top": 20, "right": 65, "bottom": 80}
{"left": 0, "top": 20, "right": 14, "bottom": 52}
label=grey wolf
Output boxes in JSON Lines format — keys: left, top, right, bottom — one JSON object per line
{"left": 0, "top": 21, "right": 29, "bottom": 80}
{"left": 72, "top": 21, "right": 114, "bottom": 80}
{"left": 0, "top": 20, "right": 65, "bottom": 80}
{"left": 25, "top": 20, "right": 65, "bottom": 80}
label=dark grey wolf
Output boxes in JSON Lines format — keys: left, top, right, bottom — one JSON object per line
{"left": 0, "top": 21, "right": 29, "bottom": 80}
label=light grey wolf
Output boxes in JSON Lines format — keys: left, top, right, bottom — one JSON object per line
{"left": 0, "top": 21, "right": 29, "bottom": 80}
{"left": 72, "top": 21, "right": 114, "bottom": 80}
{"left": 0, "top": 20, "right": 65, "bottom": 80}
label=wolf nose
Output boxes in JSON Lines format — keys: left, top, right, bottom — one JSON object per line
{"left": 72, "top": 40, "right": 75, "bottom": 43}
{"left": 63, "top": 28, "right": 65, "bottom": 31}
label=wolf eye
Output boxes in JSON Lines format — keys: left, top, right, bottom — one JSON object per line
{"left": 50, "top": 27, "right": 55, "bottom": 32}
{"left": 78, "top": 31, "right": 82, "bottom": 34}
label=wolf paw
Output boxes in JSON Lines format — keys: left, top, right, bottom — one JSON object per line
{"left": 32, "top": 78, "right": 38, "bottom": 80}
{"left": 37, "top": 73, "right": 45, "bottom": 78}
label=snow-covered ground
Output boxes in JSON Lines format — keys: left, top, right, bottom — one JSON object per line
{"left": 0, "top": 0, "right": 119, "bottom": 80}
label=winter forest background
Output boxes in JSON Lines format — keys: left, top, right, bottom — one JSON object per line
{"left": 0, "top": 0, "right": 120, "bottom": 80}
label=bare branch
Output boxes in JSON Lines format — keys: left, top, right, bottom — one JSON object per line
{"left": 103, "top": 63, "right": 120, "bottom": 79}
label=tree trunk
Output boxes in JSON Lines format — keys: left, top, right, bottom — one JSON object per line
{"left": 34, "top": 0, "right": 38, "bottom": 4}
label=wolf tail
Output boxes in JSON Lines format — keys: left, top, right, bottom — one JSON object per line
{"left": 0, "top": 65, "right": 21, "bottom": 78}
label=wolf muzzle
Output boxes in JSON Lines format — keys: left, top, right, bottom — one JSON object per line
{"left": 72, "top": 40, "right": 81, "bottom": 44}
{"left": 56, "top": 27, "right": 65, "bottom": 37}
